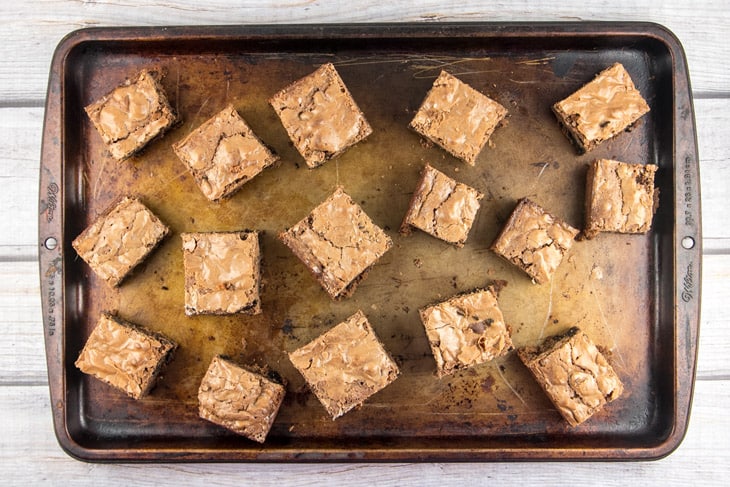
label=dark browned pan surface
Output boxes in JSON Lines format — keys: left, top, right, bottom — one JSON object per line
{"left": 39, "top": 23, "right": 701, "bottom": 461}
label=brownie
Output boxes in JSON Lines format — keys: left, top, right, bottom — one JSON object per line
{"left": 84, "top": 69, "right": 178, "bottom": 160}
{"left": 75, "top": 313, "right": 177, "bottom": 400}
{"left": 72, "top": 196, "right": 169, "bottom": 287}
{"left": 419, "top": 288, "right": 514, "bottom": 378}
{"left": 182, "top": 231, "right": 262, "bottom": 316}
{"left": 269, "top": 63, "right": 372, "bottom": 168}
{"left": 584, "top": 159, "right": 659, "bottom": 239}
{"left": 410, "top": 70, "right": 507, "bottom": 165}
{"left": 172, "top": 104, "right": 278, "bottom": 201}
{"left": 491, "top": 199, "right": 579, "bottom": 284}
{"left": 518, "top": 327, "right": 624, "bottom": 427}
{"left": 400, "top": 163, "right": 483, "bottom": 246}
{"left": 278, "top": 187, "right": 392, "bottom": 299}
{"left": 552, "top": 63, "right": 650, "bottom": 153}
{"left": 198, "top": 355, "right": 285, "bottom": 443}
{"left": 288, "top": 310, "right": 400, "bottom": 419}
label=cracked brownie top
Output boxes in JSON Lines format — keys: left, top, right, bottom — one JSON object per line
{"left": 288, "top": 310, "right": 400, "bottom": 419}
{"left": 84, "top": 69, "right": 178, "bottom": 161}
{"left": 552, "top": 63, "right": 650, "bottom": 153}
{"left": 182, "top": 231, "right": 262, "bottom": 316}
{"left": 400, "top": 163, "right": 483, "bottom": 246}
{"left": 518, "top": 327, "right": 623, "bottom": 427}
{"left": 173, "top": 104, "right": 278, "bottom": 201}
{"left": 71, "top": 196, "right": 169, "bottom": 287}
{"left": 419, "top": 288, "right": 514, "bottom": 378}
{"left": 269, "top": 63, "right": 372, "bottom": 168}
{"left": 278, "top": 187, "right": 392, "bottom": 299}
{"left": 584, "top": 158, "right": 658, "bottom": 238}
{"left": 198, "top": 355, "right": 285, "bottom": 443}
{"left": 410, "top": 70, "right": 507, "bottom": 165}
{"left": 491, "top": 198, "right": 578, "bottom": 285}
{"left": 75, "top": 313, "right": 177, "bottom": 400}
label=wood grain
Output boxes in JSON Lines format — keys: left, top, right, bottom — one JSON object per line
{"left": 1, "top": 0, "right": 728, "bottom": 483}
{"left": 0, "top": 1, "right": 729, "bottom": 102}
{"left": 0, "top": 381, "right": 726, "bottom": 483}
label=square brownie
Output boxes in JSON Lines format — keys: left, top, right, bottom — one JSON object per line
{"left": 491, "top": 198, "right": 579, "bottom": 285}
{"left": 269, "top": 63, "right": 372, "bottom": 168}
{"left": 288, "top": 310, "right": 400, "bottom": 419}
{"left": 182, "top": 231, "right": 262, "bottom": 315}
{"left": 198, "top": 355, "right": 285, "bottom": 443}
{"left": 553, "top": 63, "right": 650, "bottom": 153}
{"left": 172, "top": 104, "right": 278, "bottom": 201}
{"left": 278, "top": 187, "right": 392, "bottom": 299}
{"left": 410, "top": 70, "right": 507, "bottom": 165}
{"left": 75, "top": 313, "right": 177, "bottom": 400}
{"left": 72, "top": 196, "right": 169, "bottom": 287}
{"left": 84, "top": 69, "right": 178, "bottom": 160}
{"left": 419, "top": 288, "right": 514, "bottom": 378}
{"left": 400, "top": 163, "right": 483, "bottom": 246}
{"left": 518, "top": 327, "right": 624, "bottom": 427}
{"left": 584, "top": 159, "right": 659, "bottom": 239}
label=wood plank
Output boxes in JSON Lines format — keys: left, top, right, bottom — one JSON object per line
{"left": 696, "top": 98, "right": 730, "bottom": 243}
{"left": 0, "top": 380, "right": 726, "bottom": 483}
{"left": 3, "top": 251, "right": 728, "bottom": 387}
{"left": 2, "top": 98, "right": 728, "bottom": 260}
{"left": 0, "top": 106, "right": 41, "bottom": 259}
{"left": 0, "top": 0, "right": 729, "bottom": 102}
{"left": 0, "top": 262, "right": 44, "bottom": 384}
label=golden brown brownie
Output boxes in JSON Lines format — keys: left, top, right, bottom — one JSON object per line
{"left": 75, "top": 313, "right": 177, "bottom": 400}
{"left": 269, "top": 63, "right": 372, "bottom": 168}
{"left": 288, "top": 310, "right": 400, "bottom": 419}
{"left": 552, "top": 63, "right": 650, "bottom": 153}
{"left": 491, "top": 199, "right": 579, "bottom": 284}
{"left": 278, "top": 187, "right": 392, "bottom": 299}
{"left": 584, "top": 159, "right": 659, "bottom": 239}
{"left": 198, "top": 355, "right": 285, "bottom": 443}
{"left": 419, "top": 288, "right": 514, "bottom": 378}
{"left": 518, "top": 327, "right": 623, "bottom": 427}
{"left": 84, "top": 69, "right": 178, "bottom": 160}
{"left": 400, "top": 163, "right": 483, "bottom": 246}
{"left": 72, "top": 196, "right": 169, "bottom": 287}
{"left": 410, "top": 70, "right": 507, "bottom": 165}
{"left": 172, "top": 104, "right": 278, "bottom": 201}
{"left": 182, "top": 231, "right": 262, "bottom": 316}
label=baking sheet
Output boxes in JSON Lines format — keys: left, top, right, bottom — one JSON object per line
{"left": 39, "top": 23, "right": 701, "bottom": 461}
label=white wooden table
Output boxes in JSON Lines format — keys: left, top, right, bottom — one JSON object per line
{"left": 2, "top": 1, "right": 728, "bottom": 484}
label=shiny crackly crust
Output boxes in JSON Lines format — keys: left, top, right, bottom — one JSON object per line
{"left": 182, "top": 231, "right": 261, "bottom": 315}
{"left": 278, "top": 187, "right": 392, "bottom": 299}
{"left": 552, "top": 63, "right": 650, "bottom": 153}
{"left": 518, "top": 327, "right": 623, "bottom": 427}
{"left": 269, "top": 63, "right": 372, "bottom": 168}
{"left": 75, "top": 313, "right": 177, "bottom": 400}
{"left": 172, "top": 104, "right": 278, "bottom": 201}
{"left": 84, "top": 69, "right": 178, "bottom": 160}
{"left": 71, "top": 196, "right": 169, "bottom": 287}
{"left": 400, "top": 164, "right": 484, "bottom": 247}
{"left": 288, "top": 310, "right": 400, "bottom": 419}
{"left": 584, "top": 159, "right": 659, "bottom": 239}
{"left": 490, "top": 198, "right": 578, "bottom": 284}
{"left": 198, "top": 355, "right": 285, "bottom": 443}
{"left": 410, "top": 70, "right": 507, "bottom": 165}
{"left": 419, "top": 288, "right": 514, "bottom": 378}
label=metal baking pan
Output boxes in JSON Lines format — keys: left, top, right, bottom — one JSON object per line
{"left": 39, "top": 22, "right": 701, "bottom": 461}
